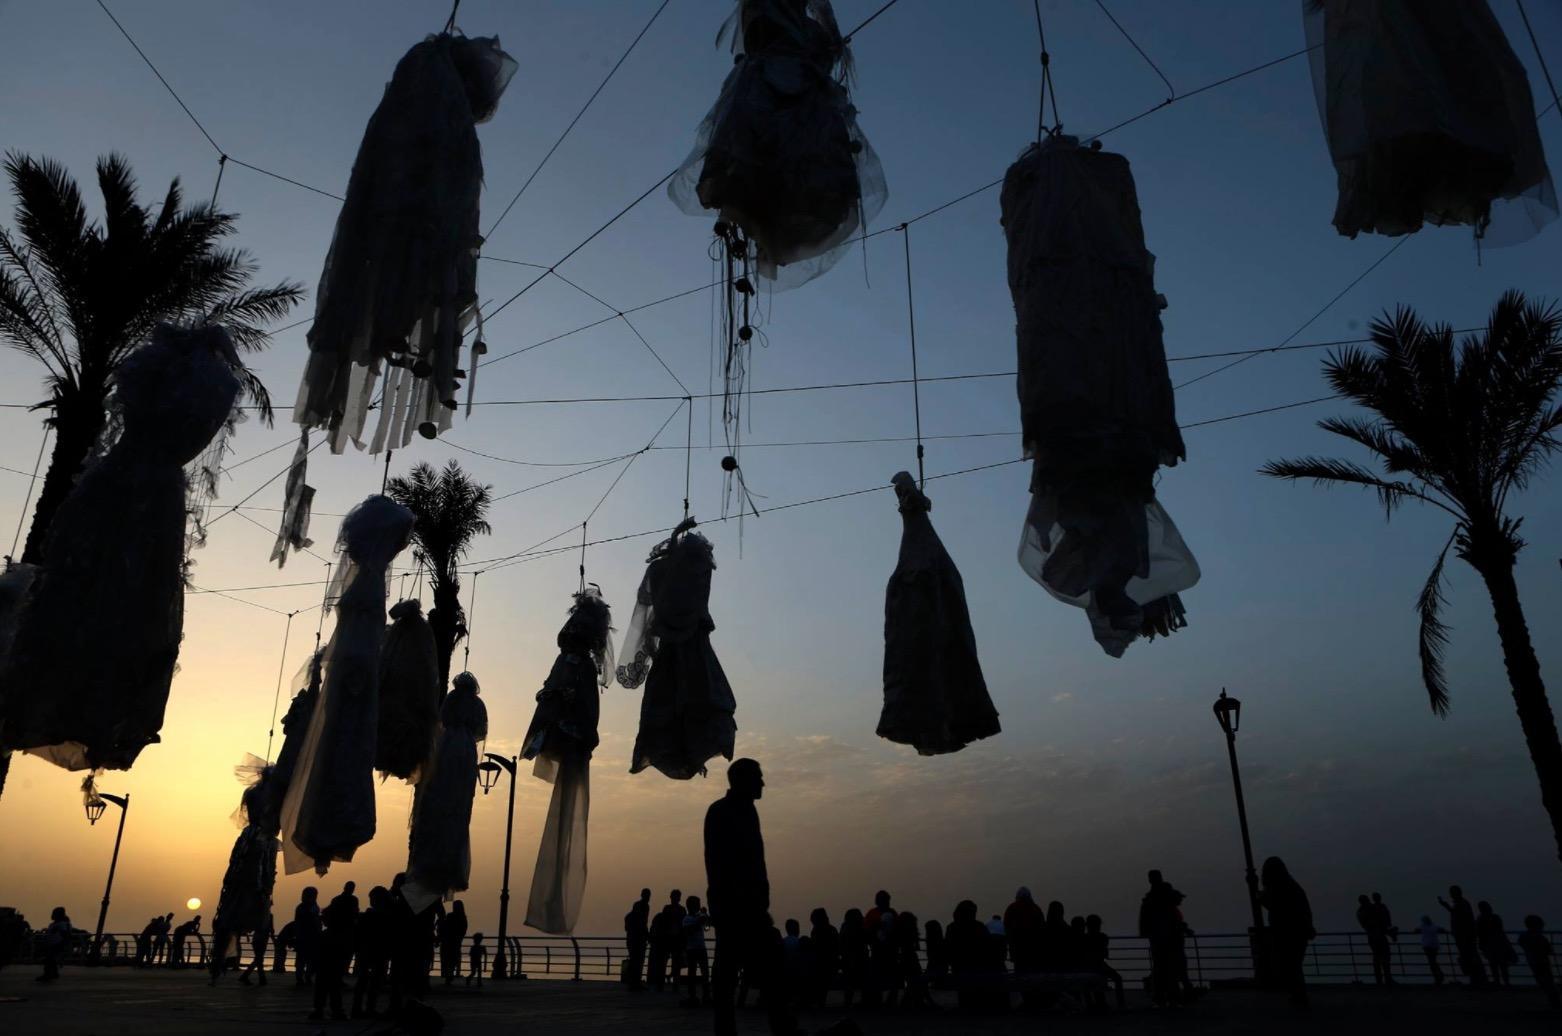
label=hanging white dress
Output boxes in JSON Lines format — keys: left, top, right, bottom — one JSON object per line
{"left": 670, "top": 0, "right": 887, "bottom": 286}
{"left": 1304, "top": 0, "right": 1556, "bottom": 241}
{"left": 376, "top": 599, "right": 440, "bottom": 782}
{"left": 879, "top": 473, "right": 1000, "bottom": 755}
{"left": 522, "top": 588, "right": 612, "bottom": 935}
{"left": 0, "top": 325, "right": 241, "bottom": 770}
{"left": 404, "top": 671, "right": 486, "bottom": 912}
{"left": 617, "top": 520, "right": 737, "bottom": 779}
{"left": 295, "top": 32, "right": 516, "bottom": 452}
{"left": 1001, "top": 136, "right": 1199, "bottom": 658}
{"left": 279, "top": 496, "right": 414, "bottom": 875}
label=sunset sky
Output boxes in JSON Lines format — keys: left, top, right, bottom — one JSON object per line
{"left": 2, "top": 0, "right": 1561, "bottom": 943}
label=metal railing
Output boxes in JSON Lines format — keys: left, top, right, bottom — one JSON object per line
{"left": 16, "top": 928, "right": 1556, "bottom": 990}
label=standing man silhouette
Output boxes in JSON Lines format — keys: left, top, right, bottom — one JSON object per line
{"left": 705, "top": 759, "right": 794, "bottom": 1036}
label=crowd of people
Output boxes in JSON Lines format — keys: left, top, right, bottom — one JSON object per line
{"left": 200, "top": 874, "right": 487, "bottom": 1021}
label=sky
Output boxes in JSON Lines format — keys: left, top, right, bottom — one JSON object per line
{"left": 2, "top": 0, "right": 1562, "bottom": 943}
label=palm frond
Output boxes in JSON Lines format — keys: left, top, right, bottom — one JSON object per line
{"left": 1258, "top": 455, "right": 1459, "bottom": 520}
{"left": 1417, "top": 533, "right": 1457, "bottom": 717}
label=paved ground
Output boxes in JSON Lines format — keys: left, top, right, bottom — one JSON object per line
{"left": 1, "top": 967, "right": 1559, "bottom": 1034}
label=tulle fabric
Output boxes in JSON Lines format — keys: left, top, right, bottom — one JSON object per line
{"left": 617, "top": 521, "right": 737, "bottom": 779}
{"left": 376, "top": 599, "right": 440, "bottom": 782}
{"left": 0, "top": 325, "right": 241, "bottom": 770}
{"left": 522, "top": 590, "right": 611, "bottom": 934}
{"left": 1000, "top": 137, "right": 1198, "bottom": 657}
{"left": 404, "top": 672, "right": 486, "bottom": 913}
{"left": 669, "top": 0, "right": 886, "bottom": 287}
{"left": 214, "top": 760, "right": 280, "bottom": 943}
{"left": 879, "top": 473, "right": 1000, "bottom": 755}
{"left": 295, "top": 33, "right": 516, "bottom": 454}
{"left": 280, "top": 496, "right": 414, "bottom": 875}
{"left": 1304, "top": 0, "right": 1557, "bottom": 242}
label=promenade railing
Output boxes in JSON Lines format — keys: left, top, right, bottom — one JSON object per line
{"left": 18, "top": 928, "right": 1556, "bottom": 990}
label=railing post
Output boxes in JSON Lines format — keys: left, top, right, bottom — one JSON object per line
{"left": 1346, "top": 932, "right": 1357, "bottom": 982}
{"left": 571, "top": 937, "right": 582, "bottom": 982}
{"left": 1191, "top": 933, "right": 1204, "bottom": 987}
{"left": 545, "top": 944, "right": 551, "bottom": 975}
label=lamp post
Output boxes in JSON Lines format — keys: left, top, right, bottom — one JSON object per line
{"left": 84, "top": 789, "right": 130, "bottom": 965}
{"left": 478, "top": 753, "right": 519, "bottom": 979}
{"left": 1213, "top": 689, "right": 1267, "bottom": 981}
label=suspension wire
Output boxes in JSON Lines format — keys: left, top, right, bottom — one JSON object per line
{"left": 577, "top": 523, "right": 589, "bottom": 593}
{"left": 189, "top": 388, "right": 1347, "bottom": 603}
{"left": 843, "top": 0, "right": 903, "bottom": 41}
{"left": 445, "top": 440, "right": 641, "bottom": 468}
{"left": 264, "top": 610, "right": 296, "bottom": 762}
{"left": 1032, "top": 0, "right": 1061, "bottom": 139}
{"left": 382, "top": 450, "right": 393, "bottom": 493}
{"left": 485, "top": 0, "right": 673, "bottom": 241}
{"left": 1517, "top": 0, "right": 1562, "bottom": 121}
{"left": 1174, "top": 235, "right": 1410, "bottom": 391}
{"left": 93, "top": 0, "right": 344, "bottom": 201}
{"left": 901, "top": 226, "right": 926, "bottom": 487}
{"left": 461, "top": 570, "right": 481, "bottom": 671}
{"left": 444, "top": 0, "right": 461, "bottom": 35}
{"left": 206, "top": 436, "right": 327, "bottom": 529}
{"left": 7, "top": 426, "right": 50, "bottom": 561}
{"left": 490, "top": 455, "right": 642, "bottom": 505}
{"left": 547, "top": 269, "right": 692, "bottom": 395}
{"left": 1093, "top": 0, "right": 1175, "bottom": 101}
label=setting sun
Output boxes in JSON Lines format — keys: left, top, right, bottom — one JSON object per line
{"left": 185, "top": 897, "right": 200, "bottom": 912}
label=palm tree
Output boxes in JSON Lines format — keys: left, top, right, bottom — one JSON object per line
{"left": 1262, "top": 290, "right": 1562, "bottom": 867}
{"left": 0, "top": 153, "right": 303, "bottom": 563}
{"left": 386, "top": 460, "right": 493, "bottom": 691}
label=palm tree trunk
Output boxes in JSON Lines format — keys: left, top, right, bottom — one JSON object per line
{"left": 429, "top": 580, "right": 464, "bottom": 699}
{"left": 1475, "top": 556, "right": 1562, "bottom": 868}
{"left": 20, "top": 396, "right": 107, "bottom": 564}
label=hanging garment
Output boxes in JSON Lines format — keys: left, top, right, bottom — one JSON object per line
{"left": 879, "top": 473, "right": 1000, "bottom": 755}
{"left": 293, "top": 32, "right": 517, "bottom": 457}
{"left": 376, "top": 599, "right": 440, "bottom": 782}
{"left": 263, "top": 652, "right": 322, "bottom": 826}
{"left": 279, "top": 496, "right": 414, "bottom": 875}
{"left": 0, "top": 325, "right": 241, "bottom": 770}
{"left": 669, "top": 0, "right": 887, "bottom": 286}
{"left": 1001, "top": 136, "right": 1200, "bottom": 658}
{"left": 404, "top": 671, "right": 487, "bottom": 912}
{"left": 522, "top": 588, "right": 612, "bottom": 934}
{"left": 617, "top": 519, "right": 737, "bottom": 779}
{"left": 213, "top": 759, "right": 281, "bottom": 954}
{"left": 1305, "top": 0, "right": 1557, "bottom": 241}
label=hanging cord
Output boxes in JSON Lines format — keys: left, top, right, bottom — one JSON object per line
{"left": 443, "top": 0, "right": 460, "bottom": 34}
{"left": 1517, "top": 0, "right": 1562, "bottom": 121}
{"left": 684, "top": 395, "right": 694, "bottom": 520}
{"left": 901, "top": 226, "right": 925, "bottom": 488}
{"left": 577, "top": 523, "right": 589, "bottom": 594}
{"left": 1093, "top": 0, "right": 1175, "bottom": 102}
{"left": 313, "top": 560, "right": 331, "bottom": 650}
{"left": 842, "top": 0, "right": 902, "bottom": 42}
{"left": 264, "top": 610, "right": 297, "bottom": 763}
{"left": 7, "top": 426, "right": 50, "bottom": 562}
{"left": 1032, "top": 0, "right": 1063, "bottom": 140}
{"left": 461, "top": 570, "right": 481, "bottom": 671}
{"left": 381, "top": 449, "right": 393, "bottom": 494}
{"left": 210, "top": 153, "right": 227, "bottom": 206}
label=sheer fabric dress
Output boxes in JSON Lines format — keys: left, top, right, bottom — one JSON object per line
{"left": 0, "top": 325, "right": 241, "bottom": 770}
{"left": 214, "top": 763, "right": 281, "bottom": 956}
{"left": 1304, "top": 0, "right": 1556, "bottom": 241}
{"left": 617, "top": 520, "right": 737, "bottom": 779}
{"left": 280, "top": 496, "right": 414, "bottom": 874}
{"left": 295, "top": 32, "right": 517, "bottom": 452}
{"left": 879, "top": 472, "right": 999, "bottom": 754}
{"left": 1001, "top": 137, "right": 1199, "bottom": 657}
{"left": 405, "top": 671, "right": 486, "bottom": 912}
{"left": 669, "top": 0, "right": 886, "bottom": 285}
{"left": 523, "top": 589, "right": 611, "bottom": 934}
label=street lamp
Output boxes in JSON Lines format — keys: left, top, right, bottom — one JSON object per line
{"left": 1213, "top": 690, "right": 1264, "bottom": 937}
{"left": 84, "top": 789, "right": 130, "bottom": 965}
{"left": 478, "top": 753, "right": 519, "bottom": 980}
